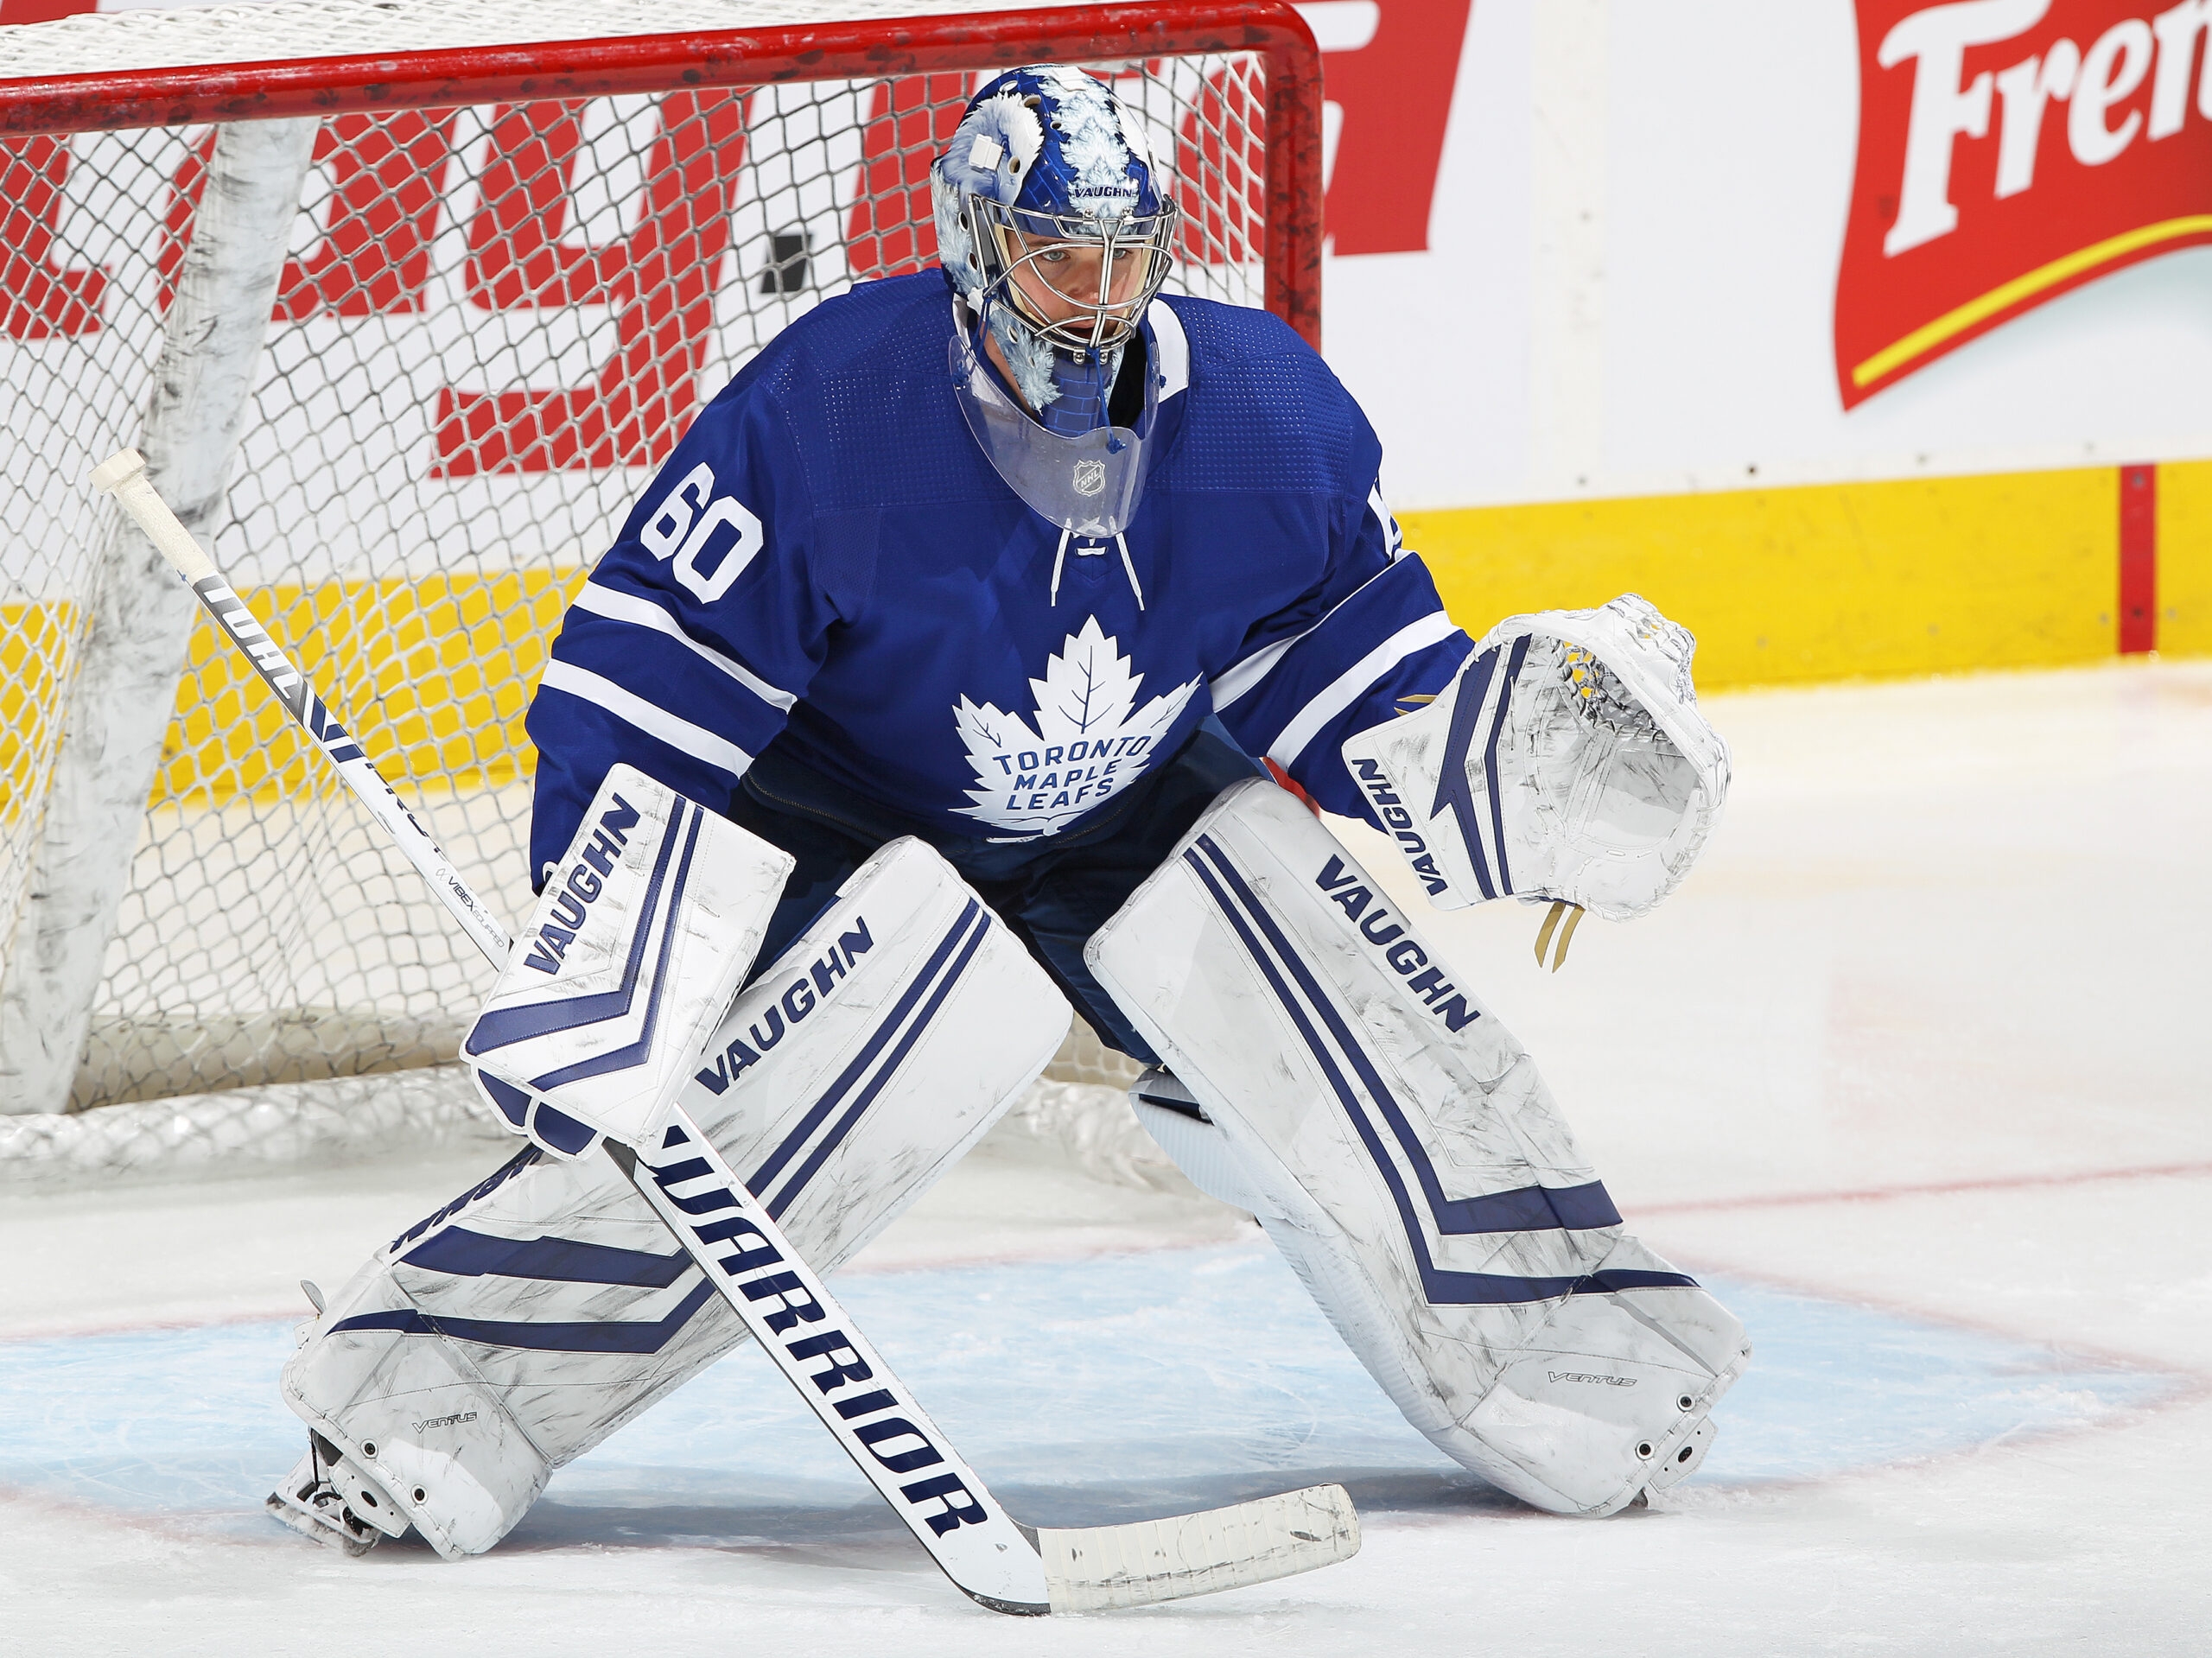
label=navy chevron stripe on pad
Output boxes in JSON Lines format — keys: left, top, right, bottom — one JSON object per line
{"left": 330, "top": 1280, "right": 716, "bottom": 1354}
{"left": 1183, "top": 836, "right": 1695, "bottom": 1306}
{"left": 464, "top": 801, "right": 691, "bottom": 1056}
{"left": 528, "top": 804, "right": 706, "bottom": 1092}
{"left": 1586, "top": 1269, "right": 1707, "bottom": 1292}
{"left": 1434, "top": 1178, "right": 1622, "bottom": 1235}
{"left": 400, "top": 1228, "right": 693, "bottom": 1288}
{"left": 747, "top": 899, "right": 984, "bottom": 1200}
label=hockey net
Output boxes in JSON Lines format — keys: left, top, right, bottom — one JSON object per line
{"left": 0, "top": 0, "right": 1318, "bottom": 1168}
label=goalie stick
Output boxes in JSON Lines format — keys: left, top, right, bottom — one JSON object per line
{"left": 90, "top": 448, "right": 1360, "bottom": 1615}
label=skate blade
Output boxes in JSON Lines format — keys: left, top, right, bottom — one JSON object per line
{"left": 264, "top": 1476, "right": 378, "bottom": 1559}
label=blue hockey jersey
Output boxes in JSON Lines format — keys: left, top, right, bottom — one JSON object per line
{"left": 526, "top": 274, "right": 1473, "bottom": 880}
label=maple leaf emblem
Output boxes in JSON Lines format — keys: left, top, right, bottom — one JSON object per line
{"left": 953, "top": 616, "right": 1198, "bottom": 835}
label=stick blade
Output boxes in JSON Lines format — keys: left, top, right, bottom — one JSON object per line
{"left": 1040, "top": 1483, "right": 1359, "bottom": 1613}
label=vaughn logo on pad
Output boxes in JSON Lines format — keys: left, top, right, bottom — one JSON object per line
{"left": 463, "top": 765, "right": 791, "bottom": 1147}
{"left": 521, "top": 793, "right": 641, "bottom": 972}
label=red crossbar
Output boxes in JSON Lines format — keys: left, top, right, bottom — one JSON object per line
{"left": 0, "top": 1, "right": 1324, "bottom": 346}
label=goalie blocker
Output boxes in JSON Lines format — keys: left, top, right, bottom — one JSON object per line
{"left": 462, "top": 764, "right": 791, "bottom": 1159}
{"left": 1089, "top": 780, "right": 1750, "bottom": 1515}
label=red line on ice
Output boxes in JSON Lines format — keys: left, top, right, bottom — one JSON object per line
{"left": 1632, "top": 1159, "right": 2212, "bottom": 1217}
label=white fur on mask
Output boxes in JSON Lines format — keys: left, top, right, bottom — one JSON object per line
{"left": 931, "top": 90, "right": 1045, "bottom": 302}
{"left": 1030, "top": 66, "right": 1143, "bottom": 221}
{"left": 986, "top": 301, "right": 1065, "bottom": 411}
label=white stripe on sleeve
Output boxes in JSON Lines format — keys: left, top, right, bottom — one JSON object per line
{"left": 1367, "top": 484, "right": 1404, "bottom": 559}
{"left": 1146, "top": 298, "right": 1190, "bottom": 398}
{"left": 1210, "top": 631, "right": 1304, "bottom": 712}
{"left": 1211, "top": 562, "right": 1400, "bottom": 712}
{"left": 1262, "top": 611, "right": 1461, "bottom": 770}
{"left": 567, "top": 581, "right": 798, "bottom": 712}
{"left": 538, "top": 660, "right": 756, "bottom": 780}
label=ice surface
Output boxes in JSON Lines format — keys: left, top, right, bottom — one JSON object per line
{"left": 3, "top": 662, "right": 2209, "bottom": 1655}
{"left": 0, "top": 1249, "right": 2185, "bottom": 1545}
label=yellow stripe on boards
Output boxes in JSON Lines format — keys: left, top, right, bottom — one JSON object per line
{"left": 1403, "top": 468, "right": 2127, "bottom": 689}
{"left": 2158, "top": 460, "right": 2212, "bottom": 657}
{"left": 1852, "top": 216, "right": 2212, "bottom": 389}
{"left": 0, "top": 575, "right": 582, "bottom": 818}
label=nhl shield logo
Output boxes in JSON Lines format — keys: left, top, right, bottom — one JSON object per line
{"left": 1071, "top": 459, "right": 1107, "bottom": 498}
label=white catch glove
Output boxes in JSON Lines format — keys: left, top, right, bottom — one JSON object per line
{"left": 1339, "top": 593, "right": 1728, "bottom": 932}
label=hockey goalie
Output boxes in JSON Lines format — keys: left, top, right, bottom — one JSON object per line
{"left": 272, "top": 67, "right": 1750, "bottom": 1562}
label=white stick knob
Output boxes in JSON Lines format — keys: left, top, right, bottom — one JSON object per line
{"left": 89, "top": 448, "right": 219, "bottom": 584}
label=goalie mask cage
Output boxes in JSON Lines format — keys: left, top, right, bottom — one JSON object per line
{"left": 0, "top": 0, "right": 1319, "bottom": 1120}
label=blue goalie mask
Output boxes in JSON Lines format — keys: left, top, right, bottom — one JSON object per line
{"left": 931, "top": 66, "right": 1179, "bottom": 556}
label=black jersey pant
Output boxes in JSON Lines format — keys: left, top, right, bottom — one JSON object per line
{"left": 724, "top": 726, "right": 1262, "bottom": 1065}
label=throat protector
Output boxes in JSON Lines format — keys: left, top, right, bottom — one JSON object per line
{"left": 949, "top": 304, "right": 1160, "bottom": 539}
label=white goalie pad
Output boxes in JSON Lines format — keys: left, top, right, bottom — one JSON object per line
{"left": 1088, "top": 780, "right": 1750, "bottom": 1516}
{"left": 463, "top": 764, "right": 793, "bottom": 1156}
{"left": 1340, "top": 593, "right": 1728, "bottom": 922}
{"left": 283, "top": 838, "right": 1071, "bottom": 1558}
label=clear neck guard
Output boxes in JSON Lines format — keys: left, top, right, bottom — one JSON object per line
{"left": 948, "top": 300, "right": 1160, "bottom": 541}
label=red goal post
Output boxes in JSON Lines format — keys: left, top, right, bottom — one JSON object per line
{"left": 0, "top": 0, "right": 1321, "bottom": 1126}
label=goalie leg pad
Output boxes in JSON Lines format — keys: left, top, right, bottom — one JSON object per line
{"left": 1089, "top": 779, "right": 1749, "bottom": 1516}
{"left": 283, "top": 837, "right": 1071, "bottom": 1556}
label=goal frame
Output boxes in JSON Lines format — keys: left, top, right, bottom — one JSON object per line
{"left": 0, "top": 0, "right": 1319, "bottom": 1133}
{"left": 0, "top": 0, "right": 1323, "bottom": 347}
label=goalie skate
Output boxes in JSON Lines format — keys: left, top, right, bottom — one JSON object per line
{"left": 264, "top": 1434, "right": 385, "bottom": 1558}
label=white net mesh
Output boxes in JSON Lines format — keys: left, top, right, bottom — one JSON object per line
{"left": 1, "top": 10, "right": 1271, "bottom": 1121}
{"left": 0, "top": 1064, "right": 504, "bottom": 1191}
{"left": 0, "top": 0, "right": 1079, "bottom": 80}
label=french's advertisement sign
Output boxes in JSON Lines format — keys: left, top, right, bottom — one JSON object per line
{"left": 1839, "top": 0, "right": 2212, "bottom": 406}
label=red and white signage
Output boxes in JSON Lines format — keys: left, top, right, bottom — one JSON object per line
{"left": 1, "top": 0, "right": 1471, "bottom": 474}
{"left": 10, "top": 1, "right": 2207, "bottom": 503}
{"left": 1838, "top": 0, "right": 2212, "bottom": 407}
{"left": 1315, "top": 0, "right": 1469, "bottom": 254}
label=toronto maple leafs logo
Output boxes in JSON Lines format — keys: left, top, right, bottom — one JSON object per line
{"left": 953, "top": 616, "right": 1198, "bottom": 835}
